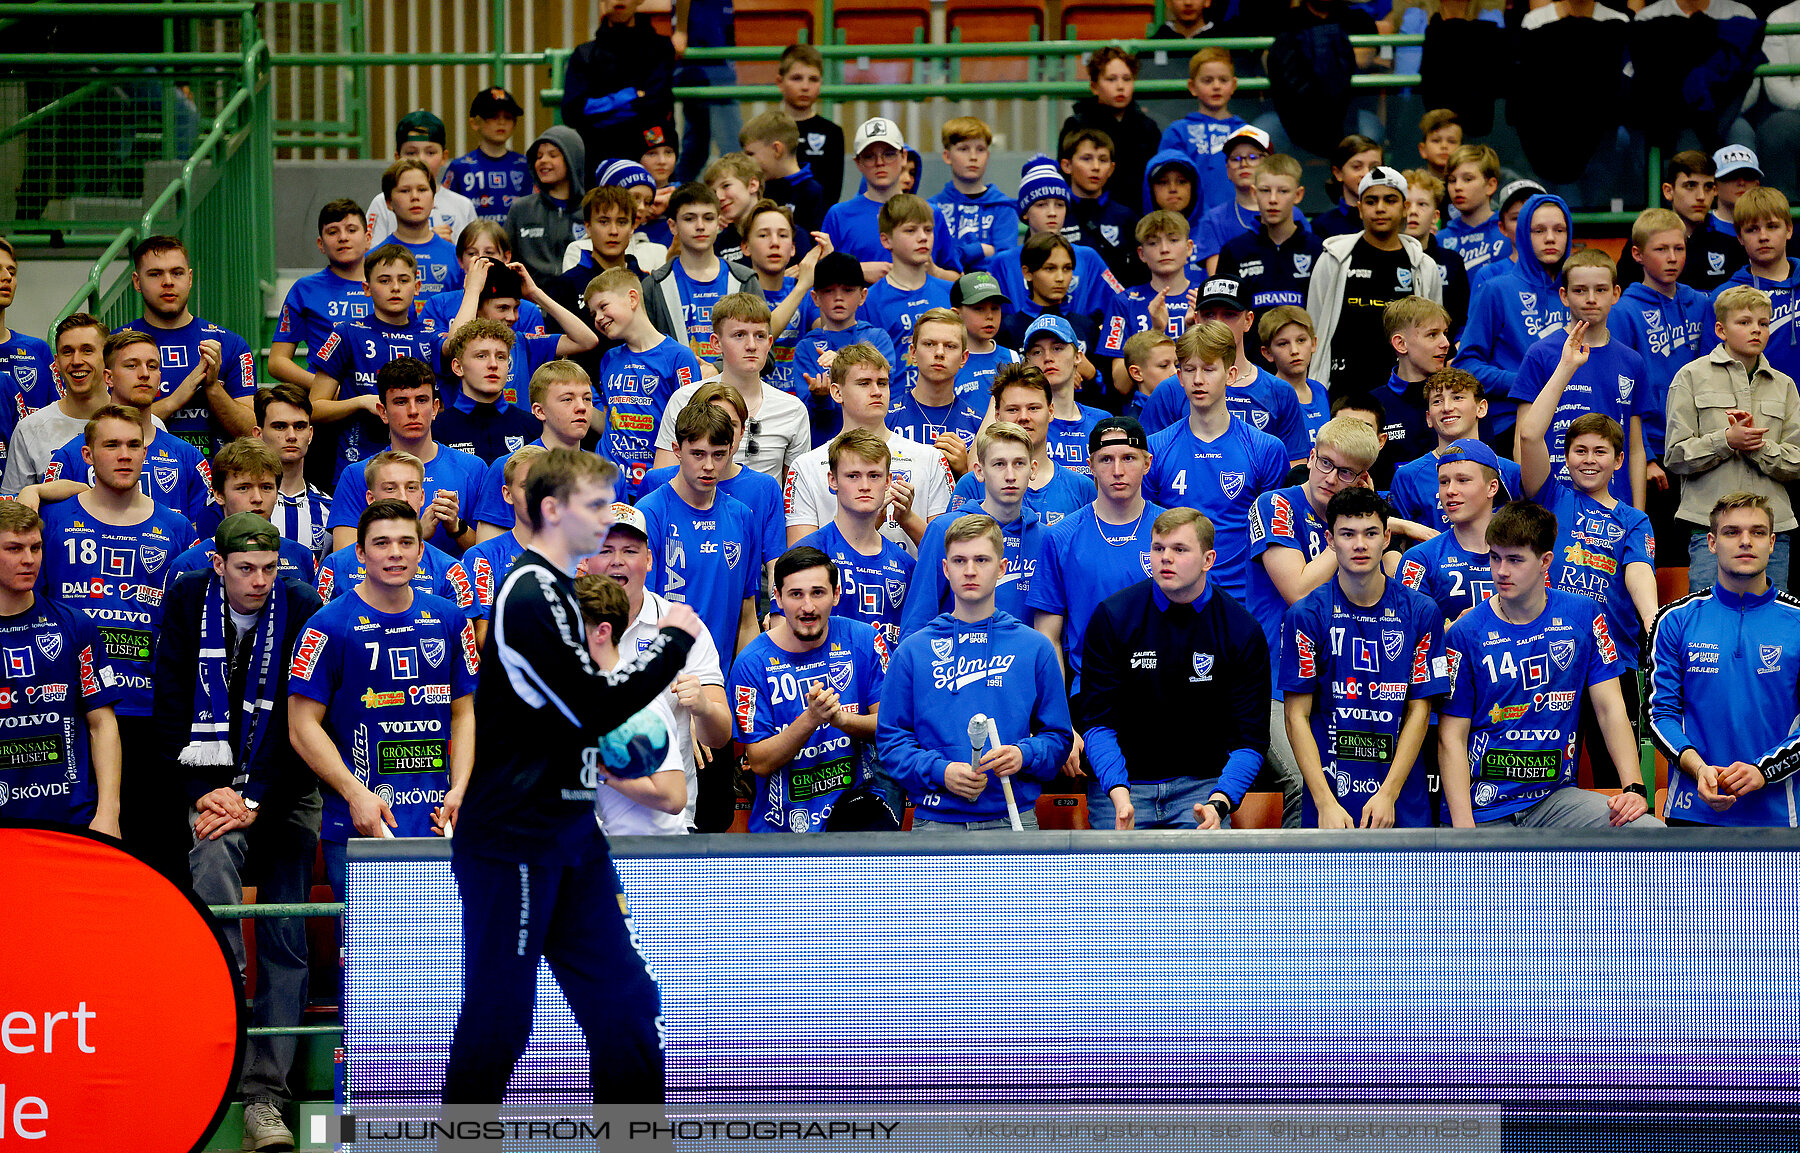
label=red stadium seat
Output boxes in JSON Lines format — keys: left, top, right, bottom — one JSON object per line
{"left": 946, "top": 0, "right": 1045, "bottom": 85}
{"left": 1232, "top": 791, "right": 1284, "bottom": 830}
{"left": 1656, "top": 566, "right": 1689, "bottom": 606}
{"left": 1036, "top": 791, "right": 1088, "bottom": 829}
{"left": 736, "top": 0, "right": 819, "bottom": 87}
{"left": 834, "top": 0, "right": 932, "bottom": 85}
{"left": 640, "top": 0, "right": 674, "bottom": 36}
{"left": 1058, "top": 0, "right": 1155, "bottom": 41}
{"left": 1655, "top": 786, "right": 1669, "bottom": 820}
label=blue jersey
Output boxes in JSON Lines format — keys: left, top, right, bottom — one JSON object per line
{"left": 1436, "top": 214, "right": 1511, "bottom": 275}
{"left": 1443, "top": 590, "right": 1622, "bottom": 822}
{"left": 599, "top": 337, "right": 702, "bottom": 499}
{"left": 441, "top": 147, "right": 532, "bottom": 220}
{"left": 1649, "top": 583, "right": 1800, "bottom": 827}
{"left": 44, "top": 427, "right": 211, "bottom": 528}
{"left": 1245, "top": 484, "right": 1329, "bottom": 688}
{"left": 39, "top": 498, "right": 191, "bottom": 716}
{"left": 951, "top": 465, "right": 1094, "bottom": 530}
{"left": 1100, "top": 284, "right": 1192, "bottom": 358}
{"left": 0, "top": 330, "right": 57, "bottom": 419}
{"left": 929, "top": 184, "right": 1021, "bottom": 270}
{"left": 274, "top": 270, "right": 371, "bottom": 366}
{"left": 0, "top": 596, "right": 121, "bottom": 825}
{"left": 314, "top": 542, "right": 471, "bottom": 616}
{"left": 1192, "top": 201, "right": 1263, "bottom": 263}
{"left": 1297, "top": 382, "right": 1330, "bottom": 446}
{"left": 169, "top": 536, "right": 317, "bottom": 583}
{"left": 886, "top": 388, "right": 984, "bottom": 452}
{"left": 763, "top": 274, "right": 804, "bottom": 396}
{"left": 638, "top": 485, "right": 761, "bottom": 661}
{"left": 984, "top": 243, "right": 1122, "bottom": 321}
{"left": 1608, "top": 281, "right": 1709, "bottom": 459}
{"left": 395, "top": 235, "right": 462, "bottom": 299}
{"left": 1533, "top": 474, "right": 1655, "bottom": 670}
{"left": 1386, "top": 449, "right": 1523, "bottom": 533}
{"left": 861, "top": 276, "right": 952, "bottom": 361}
{"left": 418, "top": 293, "right": 545, "bottom": 338}
{"left": 726, "top": 618, "right": 886, "bottom": 833}
{"left": 446, "top": 530, "right": 525, "bottom": 623}
{"left": 1047, "top": 403, "right": 1108, "bottom": 479}
{"left": 287, "top": 588, "right": 478, "bottom": 841}
{"left": 125, "top": 316, "right": 257, "bottom": 455}
{"left": 670, "top": 262, "right": 737, "bottom": 370}
{"left": 1227, "top": 368, "right": 1309, "bottom": 460}
{"left": 963, "top": 343, "right": 1019, "bottom": 399}
{"left": 640, "top": 463, "right": 785, "bottom": 570}
{"left": 313, "top": 315, "right": 443, "bottom": 478}
{"left": 1025, "top": 502, "right": 1164, "bottom": 692}
{"left": 1280, "top": 577, "right": 1448, "bottom": 827}
{"left": 1144, "top": 415, "right": 1290, "bottom": 605}
{"left": 1398, "top": 531, "right": 1496, "bottom": 624}
{"left": 900, "top": 504, "right": 1046, "bottom": 643}
{"left": 789, "top": 323, "right": 898, "bottom": 446}
{"left": 271, "top": 483, "right": 334, "bottom": 562}
{"left": 325, "top": 443, "right": 486, "bottom": 556}
{"left": 796, "top": 521, "right": 914, "bottom": 651}
{"left": 1512, "top": 333, "right": 1646, "bottom": 504}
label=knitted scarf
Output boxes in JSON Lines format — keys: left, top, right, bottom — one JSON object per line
{"left": 179, "top": 574, "right": 286, "bottom": 785}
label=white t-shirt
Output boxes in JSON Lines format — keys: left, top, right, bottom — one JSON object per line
{"left": 592, "top": 692, "right": 690, "bottom": 836}
{"left": 367, "top": 185, "right": 478, "bottom": 248}
{"left": 615, "top": 587, "right": 725, "bottom": 829}
{"left": 655, "top": 378, "right": 809, "bottom": 485}
{"left": 782, "top": 430, "right": 952, "bottom": 557}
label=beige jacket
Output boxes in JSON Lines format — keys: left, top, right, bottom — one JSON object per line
{"left": 1664, "top": 344, "right": 1800, "bottom": 530}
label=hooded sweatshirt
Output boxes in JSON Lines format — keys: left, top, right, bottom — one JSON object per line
{"left": 1157, "top": 108, "right": 1248, "bottom": 212}
{"left": 877, "top": 609, "right": 1072, "bottom": 823}
{"left": 930, "top": 182, "right": 1021, "bottom": 272}
{"left": 1142, "top": 148, "right": 1208, "bottom": 283}
{"left": 1455, "top": 192, "right": 1572, "bottom": 435}
{"left": 506, "top": 125, "right": 587, "bottom": 284}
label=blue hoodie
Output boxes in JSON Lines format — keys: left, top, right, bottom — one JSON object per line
{"left": 1157, "top": 110, "right": 1248, "bottom": 212}
{"left": 1456, "top": 192, "right": 1572, "bottom": 436}
{"left": 899, "top": 503, "right": 1049, "bottom": 643}
{"left": 1607, "top": 279, "right": 1710, "bottom": 459}
{"left": 1142, "top": 148, "right": 1208, "bottom": 282}
{"left": 1436, "top": 211, "right": 1512, "bottom": 276}
{"left": 1710, "top": 261, "right": 1800, "bottom": 384}
{"left": 930, "top": 183, "right": 1022, "bottom": 272}
{"left": 983, "top": 242, "right": 1123, "bottom": 321}
{"left": 877, "top": 609, "right": 1072, "bottom": 823}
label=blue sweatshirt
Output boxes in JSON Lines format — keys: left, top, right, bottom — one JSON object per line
{"left": 1710, "top": 262, "right": 1800, "bottom": 384}
{"left": 1436, "top": 212, "right": 1511, "bottom": 276}
{"left": 1650, "top": 582, "right": 1800, "bottom": 827}
{"left": 877, "top": 609, "right": 1072, "bottom": 822}
{"left": 930, "top": 183, "right": 1022, "bottom": 271}
{"left": 1157, "top": 111, "right": 1247, "bottom": 211}
{"left": 1456, "top": 193, "right": 1572, "bottom": 436}
{"left": 1608, "top": 280, "right": 1710, "bottom": 459}
{"left": 899, "top": 503, "right": 1048, "bottom": 643}
{"left": 984, "top": 242, "right": 1122, "bottom": 322}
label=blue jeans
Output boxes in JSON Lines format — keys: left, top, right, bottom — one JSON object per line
{"left": 1687, "top": 529, "right": 1791, "bottom": 593}
{"left": 1087, "top": 776, "right": 1226, "bottom": 830}
{"left": 910, "top": 810, "right": 1041, "bottom": 832}
{"left": 674, "top": 61, "right": 743, "bottom": 183}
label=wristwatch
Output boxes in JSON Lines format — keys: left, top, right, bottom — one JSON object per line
{"left": 1622, "top": 782, "right": 1647, "bottom": 798}
{"left": 452, "top": 518, "right": 469, "bottom": 537}
{"left": 1207, "top": 796, "right": 1232, "bottom": 824}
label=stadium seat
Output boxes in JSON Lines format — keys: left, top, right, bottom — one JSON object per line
{"left": 1058, "top": 0, "right": 1155, "bottom": 41}
{"left": 1655, "top": 786, "right": 1668, "bottom": 820}
{"left": 833, "top": 0, "right": 931, "bottom": 86}
{"left": 735, "top": 0, "right": 819, "bottom": 87}
{"left": 1232, "top": 791, "right": 1285, "bottom": 830}
{"left": 1036, "top": 791, "right": 1087, "bottom": 829}
{"left": 945, "top": 0, "right": 1045, "bottom": 85}
{"left": 1655, "top": 566, "right": 1690, "bottom": 606}
{"left": 639, "top": 0, "right": 674, "bottom": 36}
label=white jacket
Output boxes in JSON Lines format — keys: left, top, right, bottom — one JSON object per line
{"left": 1305, "top": 231, "right": 1443, "bottom": 392}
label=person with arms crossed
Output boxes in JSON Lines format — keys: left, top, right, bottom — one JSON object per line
{"left": 1650, "top": 492, "right": 1800, "bottom": 826}
{"left": 881, "top": 515, "right": 1072, "bottom": 831}
{"left": 1280, "top": 487, "right": 1446, "bottom": 829}
{"left": 728, "top": 545, "right": 886, "bottom": 833}
{"left": 1438, "top": 501, "right": 1663, "bottom": 828}
{"left": 1081, "top": 507, "right": 1268, "bottom": 830}
{"left": 443, "top": 449, "right": 702, "bottom": 1109}
{"left": 153, "top": 512, "right": 323, "bottom": 1152}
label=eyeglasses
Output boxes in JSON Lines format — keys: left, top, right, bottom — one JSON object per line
{"left": 1311, "top": 453, "right": 1367, "bottom": 485}
{"left": 1226, "top": 154, "right": 1261, "bottom": 167}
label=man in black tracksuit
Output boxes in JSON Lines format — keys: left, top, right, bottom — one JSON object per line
{"left": 443, "top": 449, "right": 701, "bottom": 1114}
{"left": 1079, "top": 506, "right": 1271, "bottom": 830}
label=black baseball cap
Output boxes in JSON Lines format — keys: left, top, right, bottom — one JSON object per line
{"left": 812, "top": 252, "right": 866, "bottom": 292}
{"left": 1195, "top": 277, "right": 1247, "bottom": 311}
{"left": 469, "top": 87, "right": 523, "bottom": 118}
{"left": 1089, "top": 416, "right": 1148, "bottom": 454}
{"left": 396, "top": 109, "right": 446, "bottom": 148}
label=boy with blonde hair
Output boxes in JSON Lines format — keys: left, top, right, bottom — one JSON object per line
{"left": 740, "top": 109, "right": 825, "bottom": 244}
{"left": 1437, "top": 143, "right": 1508, "bottom": 274}
{"left": 1101, "top": 210, "right": 1195, "bottom": 395}
{"left": 704, "top": 152, "right": 766, "bottom": 266}
{"left": 1361, "top": 295, "right": 1453, "bottom": 482}
{"left": 1120, "top": 330, "right": 1178, "bottom": 420}
{"left": 1158, "top": 47, "right": 1248, "bottom": 210}
{"left": 1214, "top": 152, "right": 1321, "bottom": 318}
{"left": 931, "top": 115, "right": 1019, "bottom": 268}
{"left": 865, "top": 194, "right": 953, "bottom": 360}
{"left": 1712, "top": 186, "right": 1800, "bottom": 382}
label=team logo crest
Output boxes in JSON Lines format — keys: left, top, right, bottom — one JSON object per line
{"left": 1139, "top": 550, "right": 1153, "bottom": 577}
{"left": 807, "top": 133, "right": 826, "bottom": 152}
{"left": 1192, "top": 652, "right": 1214, "bottom": 681}
{"left": 1709, "top": 251, "right": 1725, "bottom": 273}
{"left": 1250, "top": 410, "right": 1270, "bottom": 429}
{"left": 13, "top": 366, "right": 34, "bottom": 389}
{"left": 723, "top": 542, "right": 741, "bottom": 569}
{"left": 35, "top": 632, "right": 63, "bottom": 661}
{"left": 509, "top": 171, "right": 526, "bottom": 192}
{"left": 1100, "top": 225, "right": 1120, "bottom": 245}
{"left": 505, "top": 436, "right": 525, "bottom": 453}
{"left": 931, "top": 637, "right": 954, "bottom": 661}
{"left": 431, "top": 265, "right": 448, "bottom": 281}
{"left": 1473, "top": 782, "right": 1500, "bottom": 808}
{"left": 1762, "top": 645, "right": 1783, "bottom": 672}
{"left": 1549, "top": 639, "right": 1576, "bottom": 671}
{"left": 153, "top": 466, "right": 179, "bottom": 491}
{"left": 1397, "top": 269, "right": 1413, "bottom": 291}
{"left": 829, "top": 661, "right": 854, "bottom": 693}
{"left": 140, "top": 545, "right": 167, "bottom": 571}
{"left": 886, "top": 578, "right": 906, "bottom": 604}
{"left": 1617, "top": 374, "right": 1632, "bottom": 403}
{"left": 1382, "top": 629, "right": 1404, "bottom": 662}
{"left": 1293, "top": 254, "right": 1312, "bottom": 276}
{"left": 1520, "top": 292, "right": 1537, "bottom": 312}
{"left": 1220, "top": 472, "right": 1246, "bottom": 500}
{"left": 422, "top": 638, "right": 446, "bottom": 668}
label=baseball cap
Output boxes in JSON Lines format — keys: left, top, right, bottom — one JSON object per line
{"left": 1022, "top": 314, "right": 1078, "bottom": 348}
{"left": 214, "top": 512, "right": 282, "bottom": 558}
{"left": 1714, "top": 144, "right": 1762, "bottom": 181}
{"left": 812, "top": 251, "right": 867, "bottom": 292}
{"left": 1497, "top": 179, "right": 1546, "bottom": 214}
{"left": 1220, "top": 124, "right": 1272, "bottom": 154}
{"left": 1089, "top": 416, "right": 1148, "bottom": 454}
{"left": 469, "top": 87, "right": 524, "bottom": 118}
{"left": 1435, "top": 438, "right": 1510, "bottom": 497}
{"left": 606, "top": 502, "right": 649, "bottom": 539}
{"left": 853, "top": 117, "right": 906, "bottom": 156}
{"left": 1357, "top": 166, "right": 1409, "bottom": 198}
{"left": 395, "top": 109, "right": 445, "bottom": 148}
{"left": 951, "top": 271, "right": 1009, "bottom": 308}
{"left": 1195, "top": 277, "right": 1247, "bottom": 311}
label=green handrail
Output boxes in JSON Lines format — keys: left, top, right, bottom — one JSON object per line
{"left": 0, "top": 80, "right": 106, "bottom": 152}
{"left": 211, "top": 902, "right": 346, "bottom": 918}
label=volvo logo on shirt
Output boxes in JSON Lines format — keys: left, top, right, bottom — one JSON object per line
{"left": 1191, "top": 652, "right": 1214, "bottom": 682}
{"left": 1549, "top": 639, "right": 1575, "bottom": 671}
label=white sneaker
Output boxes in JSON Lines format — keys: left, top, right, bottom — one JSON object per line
{"left": 241, "top": 1098, "right": 295, "bottom": 1152}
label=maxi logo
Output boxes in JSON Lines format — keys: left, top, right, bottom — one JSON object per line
{"left": 291, "top": 628, "right": 327, "bottom": 679}
{"left": 1296, "top": 630, "right": 1316, "bottom": 679}
{"left": 734, "top": 684, "right": 756, "bottom": 734}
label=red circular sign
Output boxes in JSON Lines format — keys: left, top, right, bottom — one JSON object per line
{"left": 0, "top": 825, "right": 241, "bottom": 1151}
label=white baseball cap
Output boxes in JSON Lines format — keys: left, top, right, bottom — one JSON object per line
{"left": 606, "top": 502, "right": 648, "bottom": 539}
{"left": 1220, "top": 124, "right": 1272, "bottom": 154}
{"left": 1714, "top": 145, "right": 1762, "bottom": 181}
{"left": 853, "top": 117, "right": 906, "bottom": 156}
{"left": 1357, "top": 166, "right": 1410, "bottom": 198}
